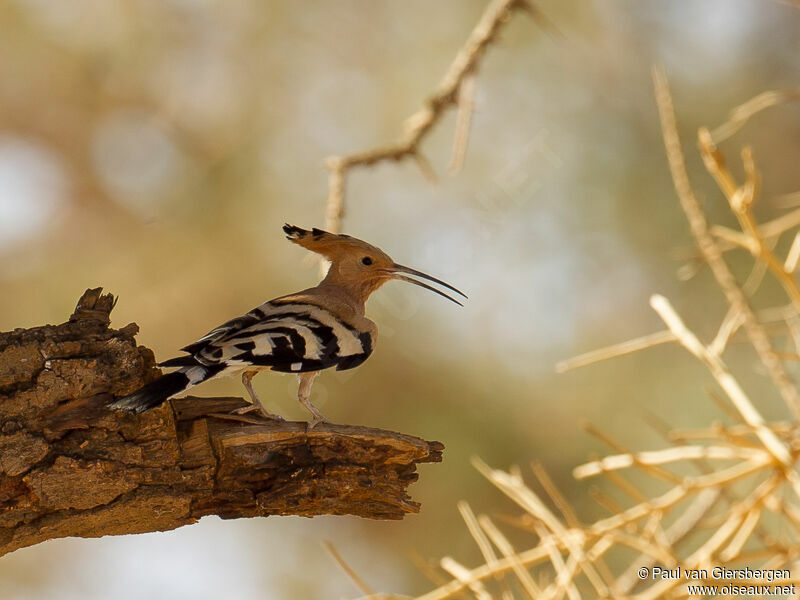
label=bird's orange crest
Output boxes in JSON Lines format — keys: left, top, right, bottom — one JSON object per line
{"left": 282, "top": 224, "right": 389, "bottom": 264}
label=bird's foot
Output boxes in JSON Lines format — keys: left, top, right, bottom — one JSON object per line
{"left": 305, "top": 415, "right": 329, "bottom": 432}
{"left": 231, "top": 404, "right": 285, "bottom": 421}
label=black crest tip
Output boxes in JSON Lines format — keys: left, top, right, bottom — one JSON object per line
{"left": 283, "top": 224, "right": 308, "bottom": 240}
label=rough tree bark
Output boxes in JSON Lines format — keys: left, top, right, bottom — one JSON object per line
{"left": 0, "top": 288, "right": 443, "bottom": 558}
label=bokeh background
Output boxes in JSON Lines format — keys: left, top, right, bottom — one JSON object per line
{"left": 1, "top": 0, "right": 799, "bottom": 598}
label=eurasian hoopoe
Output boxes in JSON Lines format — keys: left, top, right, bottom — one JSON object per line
{"left": 109, "top": 224, "right": 466, "bottom": 428}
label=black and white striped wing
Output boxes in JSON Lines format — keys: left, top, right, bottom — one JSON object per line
{"left": 161, "top": 302, "right": 372, "bottom": 374}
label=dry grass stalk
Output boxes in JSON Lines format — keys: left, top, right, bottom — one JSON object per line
{"left": 709, "top": 87, "right": 800, "bottom": 143}
{"left": 555, "top": 330, "right": 676, "bottom": 373}
{"left": 324, "top": 540, "right": 376, "bottom": 597}
{"left": 449, "top": 73, "right": 478, "bottom": 175}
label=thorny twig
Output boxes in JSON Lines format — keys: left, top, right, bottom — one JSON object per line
{"left": 652, "top": 66, "right": 800, "bottom": 420}
{"left": 337, "top": 49, "right": 800, "bottom": 600}
{"left": 322, "top": 0, "right": 535, "bottom": 236}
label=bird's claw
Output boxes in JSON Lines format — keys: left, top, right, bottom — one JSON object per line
{"left": 305, "top": 416, "right": 328, "bottom": 432}
{"left": 231, "top": 404, "right": 285, "bottom": 421}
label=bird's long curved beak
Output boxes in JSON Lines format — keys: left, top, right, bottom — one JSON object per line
{"left": 382, "top": 264, "right": 468, "bottom": 306}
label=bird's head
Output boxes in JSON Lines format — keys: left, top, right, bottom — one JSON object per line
{"left": 283, "top": 224, "right": 466, "bottom": 306}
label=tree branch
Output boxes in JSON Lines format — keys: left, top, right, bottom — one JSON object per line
{"left": 0, "top": 288, "right": 444, "bottom": 558}
{"left": 323, "top": 0, "right": 535, "bottom": 235}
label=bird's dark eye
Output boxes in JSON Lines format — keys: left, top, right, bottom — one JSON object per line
{"left": 361, "top": 256, "right": 373, "bottom": 266}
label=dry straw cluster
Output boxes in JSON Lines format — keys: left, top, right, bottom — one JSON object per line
{"left": 316, "top": 1, "right": 800, "bottom": 597}
{"left": 333, "top": 74, "right": 800, "bottom": 600}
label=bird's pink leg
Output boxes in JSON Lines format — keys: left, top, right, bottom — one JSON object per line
{"left": 232, "top": 370, "right": 284, "bottom": 420}
{"left": 297, "top": 371, "right": 326, "bottom": 429}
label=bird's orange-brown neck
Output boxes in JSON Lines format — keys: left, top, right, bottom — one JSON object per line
{"left": 318, "top": 263, "right": 386, "bottom": 314}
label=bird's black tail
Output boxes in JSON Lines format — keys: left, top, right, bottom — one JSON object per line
{"left": 108, "top": 370, "right": 193, "bottom": 414}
